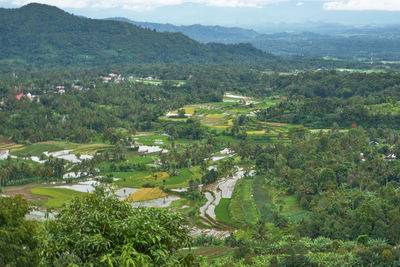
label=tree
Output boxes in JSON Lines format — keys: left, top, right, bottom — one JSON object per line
{"left": 0, "top": 196, "right": 41, "bottom": 266}
{"left": 41, "top": 186, "right": 192, "bottom": 266}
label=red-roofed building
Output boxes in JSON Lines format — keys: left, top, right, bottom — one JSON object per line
{"left": 16, "top": 93, "right": 24, "bottom": 100}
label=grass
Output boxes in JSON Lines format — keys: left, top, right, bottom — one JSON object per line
{"left": 135, "top": 134, "right": 170, "bottom": 146}
{"left": 126, "top": 187, "right": 167, "bottom": 202}
{"left": 113, "top": 171, "right": 159, "bottom": 188}
{"left": 31, "top": 187, "right": 84, "bottom": 208}
{"left": 205, "top": 114, "right": 226, "bottom": 119}
{"left": 216, "top": 136, "right": 241, "bottom": 143}
{"left": 112, "top": 167, "right": 202, "bottom": 189}
{"left": 252, "top": 176, "right": 309, "bottom": 222}
{"left": 165, "top": 166, "right": 203, "bottom": 188}
{"left": 168, "top": 107, "right": 196, "bottom": 115}
{"left": 215, "top": 198, "right": 237, "bottom": 226}
{"left": 253, "top": 175, "right": 275, "bottom": 222}
{"left": 229, "top": 178, "right": 259, "bottom": 226}
{"left": 247, "top": 130, "right": 266, "bottom": 135}
{"left": 126, "top": 154, "right": 155, "bottom": 164}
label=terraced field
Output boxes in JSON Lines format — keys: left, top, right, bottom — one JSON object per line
{"left": 10, "top": 141, "right": 111, "bottom": 157}
{"left": 229, "top": 178, "right": 259, "bottom": 226}
{"left": 31, "top": 187, "right": 84, "bottom": 208}
{"left": 126, "top": 187, "right": 167, "bottom": 202}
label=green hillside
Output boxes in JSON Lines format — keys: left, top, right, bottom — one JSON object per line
{"left": 0, "top": 3, "right": 275, "bottom": 67}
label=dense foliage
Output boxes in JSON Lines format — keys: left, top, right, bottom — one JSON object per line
{"left": 3, "top": 61, "right": 400, "bottom": 266}
{"left": 41, "top": 187, "right": 192, "bottom": 266}
{"left": 256, "top": 71, "right": 400, "bottom": 129}
{"left": 0, "top": 4, "right": 275, "bottom": 68}
{"left": 0, "top": 196, "right": 41, "bottom": 266}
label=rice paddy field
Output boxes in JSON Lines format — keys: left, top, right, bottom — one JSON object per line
{"left": 9, "top": 141, "right": 112, "bottom": 157}
{"left": 215, "top": 198, "right": 237, "bottom": 227}
{"left": 112, "top": 167, "right": 203, "bottom": 189}
{"left": 229, "top": 178, "right": 259, "bottom": 226}
{"left": 129, "top": 77, "right": 186, "bottom": 87}
{"left": 126, "top": 187, "right": 167, "bottom": 202}
{"left": 1, "top": 91, "right": 310, "bottom": 239}
{"left": 0, "top": 136, "right": 23, "bottom": 151}
{"left": 31, "top": 187, "right": 84, "bottom": 208}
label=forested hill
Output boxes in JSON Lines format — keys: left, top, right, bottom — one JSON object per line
{"left": 107, "top": 17, "right": 259, "bottom": 43}
{"left": 0, "top": 4, "right": 275, "bottom": 67}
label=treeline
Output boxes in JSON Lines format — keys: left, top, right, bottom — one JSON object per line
{"left": 0, "top": 66, "right": 229, "bottom": 143}
{"left": 206, "top": 127, "right": 400, "bottom": 265}
{"left": 254, "top": 71, "right": 400, "bottom": 129}
{"left": 232, "top": 127, "right": 400, "bottom": 242}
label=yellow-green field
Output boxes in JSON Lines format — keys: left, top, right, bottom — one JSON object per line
{"left": 126, "top": 187, "right": 167, "bottom": 202}
{"left": 0, "top": 137, "right": 23, "bottom": 150}
{"left": 169, "top": 106, "right": 196, "bottom": 115}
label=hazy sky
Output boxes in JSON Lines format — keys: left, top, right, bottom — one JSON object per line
{"left": 2, "top": 0, "right": 400, "bottom": 11}
{"left": 1, "top": 0, "right": 400, "bottom": 27}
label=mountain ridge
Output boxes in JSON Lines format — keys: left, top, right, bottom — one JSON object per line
{"left": 0, "top": 3, "right": 276, "bottom": 68}
{"left": 106, "top": 17, "right": 400, "bottom": 61}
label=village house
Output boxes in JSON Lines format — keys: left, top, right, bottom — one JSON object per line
{"left": 16, "top": 93, "right": 24, "bottom": 100}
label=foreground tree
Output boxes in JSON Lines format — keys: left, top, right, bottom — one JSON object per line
{"left": 0, "top": 196, "right": 41, "bottom": 266}
{"left": 41, "top": 187, "right": 192, "bottom": 266}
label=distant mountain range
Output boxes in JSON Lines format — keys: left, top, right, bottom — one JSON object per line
{"left": 107, "top": 17, "right": 400, "bottom": 62}
{"left": 107, "top": 17, "right": 259, "bottom": 44}
{"left": 0, "top": 4, "right": 276, "bottom": 68}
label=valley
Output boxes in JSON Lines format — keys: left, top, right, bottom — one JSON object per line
{"left": 1, "top": 3, "right": 400, "bottom": 266}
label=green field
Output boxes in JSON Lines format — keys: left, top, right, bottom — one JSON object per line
{"left": 229, "top": 178, "right": 259, "bottom": 226}
{"left": 112, "top": 171, "right": 153, "bottom": 187}
{"left": 31, "top": 187, "right": 84, "bottom": 208}
{"left": 253, "top": 175, "right": 309, "bottom": 222}
{"left": 165, "top": 166, "right": 203, "bottom": 188}
{"left": 215, "top": 198, "right": 237, "bottom": 226}
{"left": 253, "top": 175, "right": 276, "bottom": 222}
{"left": 111, "top": 166, "right": 203, "bottom": 189}
{"left": 134, "top": 134, "right": 170, "bottom": 146}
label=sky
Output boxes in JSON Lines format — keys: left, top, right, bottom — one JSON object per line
{"left": 1, "top": 0, "right": 400, "bottom": 28}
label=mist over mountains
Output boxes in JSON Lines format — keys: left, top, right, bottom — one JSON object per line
{"left": 107, "top": 17, "right": 400, "bottom": 62}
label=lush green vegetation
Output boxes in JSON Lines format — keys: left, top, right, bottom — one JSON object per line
{"left": 0, "top": 3, "right": 276, "bottom": 69}
{"left": 42, "top": 187, "right": 196, "bottom": 266}
{"left": 2, "top": 40, "right": 400, "bottom": 266}
{"left": 229, "top": 179, "right": 259, "bottom": 226}
{"left": 31, "top": 187, "right": 84, "bottom": 208}
{"left": 0, "top": 196, "right": 41, "bottom": 267}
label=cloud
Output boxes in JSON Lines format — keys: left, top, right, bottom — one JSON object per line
{"left": 297, "top": 2, "right": 303, "bottom": 6}
{"left": 324, "top": 0, "right": 400, "bottom": 11}
{"left": 12, "top": 0, "right": 90, "bottom": 8}
{"left": 11, "top": 0, "right": 288, "bottom": 10}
